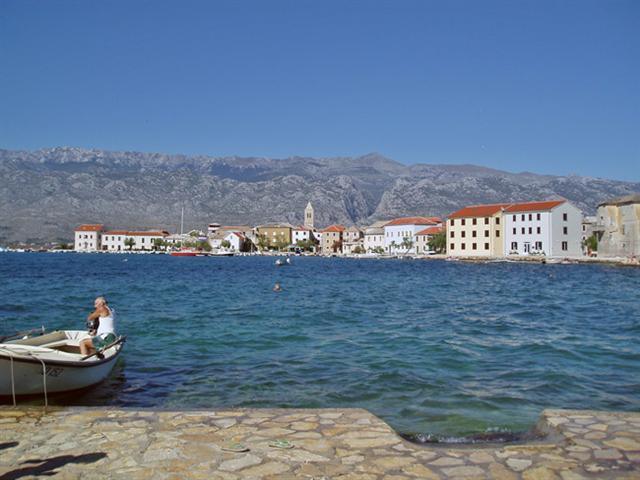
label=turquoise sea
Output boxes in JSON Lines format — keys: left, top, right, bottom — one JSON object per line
{"left": 1, "top": 253, "right": 639, "bottom": 440}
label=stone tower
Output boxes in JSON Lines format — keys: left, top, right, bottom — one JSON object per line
{"left": 304, "top": 201, "right": 314, "bottom": 229}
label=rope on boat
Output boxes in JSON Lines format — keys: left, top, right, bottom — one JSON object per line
{"left": 0, "top": 346, "right": 18, "bottom": 406}
{"left": 22, "top": 350, "right": 48, "bottom": 410}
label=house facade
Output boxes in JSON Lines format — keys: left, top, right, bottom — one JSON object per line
{"left": 101, "top": 230, "right": 169, "bottom": 251}
{"left": 74, "top": 224, "right": 104, "bottom": 251}
{"left": 504, "top": 200, "right": 582, "bottom": 257}
{"left": 320, "top": 225, "right": 345, "bottom": 254}
{"left": 255, "top": 223, "right": 293, "bottom": 249}
{"left": 595, "top": 194, "right": 640, "bottom": 258}
{"left": 363, "top": 221, "right": 387, "bottom": 253}
{"left": 447, "top": 204, "right": 509, "bottom": 257}
{"left": 342, "top": 226, "right": 364, "bottom": 254}
{"left": 415, "top": 226, "right": 443, "bottom": 254}
{"left": 292, "top": 226, "right": 314, "bottom": 245}
{"left": 383, "top": 217, "right": 442, "bottom": 254}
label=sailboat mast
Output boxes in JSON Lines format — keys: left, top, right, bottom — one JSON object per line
{"left": 180, "top": 207, "right": 184, "bottom": 236}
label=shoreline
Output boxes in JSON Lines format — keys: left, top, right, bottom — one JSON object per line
{"left": 3, "top": 249, "right": 639, "bottom": 268}
{"left": 1, "top": 406, "right": 638, "bottom": 478}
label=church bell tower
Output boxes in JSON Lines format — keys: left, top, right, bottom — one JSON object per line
{"left": 304, "top": 201, "right": 314, "bottom": 229}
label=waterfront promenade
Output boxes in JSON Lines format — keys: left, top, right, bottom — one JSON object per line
{"left": 1, "top": 407, "right": 638, "bottom": 479}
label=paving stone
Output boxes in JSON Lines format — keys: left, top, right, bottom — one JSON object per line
{"left": 559, "top": 471, "right": 588, "bottom": 480}
{"left": 593, "top": 448, "right": 623, "bottom": 460}
{"left": 441, "top": 465, "right": 485, "bottom": 477}
{"left": 429, "top": 456, "right": 465, "bottom": 466}
{"left": 522, "top": 466, "right": 560, "bottom": 480}
{"left": 401, "top": 463, "right": 440, "bottom": 479}
{"left": 218, "top": 454, "right": 263, "bottom": 472}
{"left": 506, "top": 458, "right": 532, "bottom": 471}
{"left": 603, "top": 437, "right": 640, "bottom": 451}
{"left": 372, "top": 455, "right": 415, "bottom": 469}
{"left": 488, "top": 462, "right": 518, "bottom": 480}
{"left": 469, "top": 451, "right": 493, "bottom": 463}
{"left": 240, "top": 461, "right": 290, "bottom": 477}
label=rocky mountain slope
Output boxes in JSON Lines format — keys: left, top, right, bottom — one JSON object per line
{"left": 0, "top": 147, "right": 638, "bottom": 243}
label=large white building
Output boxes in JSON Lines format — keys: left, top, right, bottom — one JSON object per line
{"left": 292, "top": 225, "right": 314, "bottom": 244}
{"left": 504, "top": 200, "right": 582, "bottom": 257}
{"left": 595, "top": 194, "right": 640, "bottom": 258}
{"left": 101, "top": 230, "right": 170, "bottom": 251}
{"left": 383, "top": 217, "right": 442, "bottom": 254}
{"left": 74, "top": 224, "right": 104, "bottom": 251}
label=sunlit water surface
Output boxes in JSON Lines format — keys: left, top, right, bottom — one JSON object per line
{"left": 1, "top": 253, "right": 639, "bottom": 440}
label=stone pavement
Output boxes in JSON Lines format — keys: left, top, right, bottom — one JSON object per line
{"left": 0, "top": 407, "right": 639, "bottom": 479}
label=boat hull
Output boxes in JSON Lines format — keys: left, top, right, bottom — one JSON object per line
{"left": 0, "top": 351, "right": 121, "bottom": 396}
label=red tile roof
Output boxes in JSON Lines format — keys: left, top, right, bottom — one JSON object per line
{"left": 384, "top": 216, "right": 442, "bottom": 226}
{"left": 416, "top": 226, "right": 443, "bottom": 236}
{"left": 75, "top": 224, "right": 104, "bottom": 232}
{"left": 103, "top": 230, "right": 169, "bottom": 237}
{"left": 448, "top": 204, "right": 511, "bottom": 219}
{"left": 321, "top": 224, "right": 346, "bottom": 233}
{"left": 504, "top": 200, "right": 565, "bottom": 212}
{"left": 294, "top": 225, "right": 313, "bottom": 231}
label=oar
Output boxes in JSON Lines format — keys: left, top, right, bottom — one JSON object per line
{"left": 0, "top": 326, "right": 45, "bottom": 343}
{"left": 81, "top": 336, "right": 126, "bottom": 361}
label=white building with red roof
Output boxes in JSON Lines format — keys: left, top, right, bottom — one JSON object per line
{"left": 415, "top": 226, "right": 444, "bottom": 255}
{"left": 504, "top": 200, "right": 582, "bottom": 257}
{"left": 383, "top": 216, "right": 442, "bottom": 254}
{"left": 292, "top": 225, "right": 315, "bottom": 245}
{"left": 447, "top": 199, "right": 583, "bottom": 258}
{"left": 320, "top": 224, "right": 345, "bottom": 254}
{"left": 101, "top": 230, "right": 170, "bottom": 251}
{"left": 74, "top": 224, "right": 104, "bottom": 252}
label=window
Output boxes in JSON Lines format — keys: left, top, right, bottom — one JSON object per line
{"left": 563, "top": 227, "right": 568, "bottom": 235}
{"left": 563, "top": 213, "right": 568, "bottom": 221}
{"left": 496, "top": 230, "right": 500, "bottom": 237}
{"left": 484, "top": 217, "right": 489, "bottom": 225}
{"left": 472, "top": 218, "right": 477, "bottom": 225}
{"left": 513, "top": 215, "right": 516, "bottom": 222}
{"left": 450, "top": 219, "right": 455, "bottom": 226}
{"left": 484, "top": 243, "right": 489, "bottom": 250}
{"left": 529, "top": 227, "right": 532, "bottom": 234}
{"left": 562, "top": 241, "right": 568, "bottom": 251}
{"left": 461, "top": 243, "right": 466, "bottom": 250}
{"left": 461, "top": 231, "right": 466, "bottom": 238}
{"left": 537, "top": 227, "right": 541, "bottom": 234}
{"left": 537, "top": 213, "right": 541, "bottom": 221}
{"left": 512, "top": 228, "right": 516, "bottom": 234}
{"left": 521, "top": 214, "right": 525, "bottom": 221}
{"left": 496, "top": 217, "right": 500, "bottom": 225}
{"left": 484, "top": 230, "right": 489, "bottom": 237}
{"left": 535, "top": 241, "right": 542, "bottom": 250}
{"left": 450, "top": 231, "right": 455, "bottom": 238}
{"left": 450, "top": 243, "right": 454, "bottom": 251}
{"left": 529, "top": 214, "right": 532, "bottom": 221}
{"left": 461, "top": 219, "right": 466, "bottom": 226}
{"left": 472, "top": 231, "right": 477, "bottom": 238}
{"left": 511, "top": 242, "right": 518, "bottom": 250}
{"left": 472, "top": 243, "right": 477, "bottom": 250}
{"left": 521, "top": 227, "right": 525, "bottom": 234}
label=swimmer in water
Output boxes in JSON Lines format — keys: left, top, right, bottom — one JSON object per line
{"left": 273, "top": 282, "right": 282, "bottom": 292}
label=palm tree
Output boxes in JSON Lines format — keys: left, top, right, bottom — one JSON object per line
{"left": 428, "top": 230, "right": 446, "bottom": 254}
{"left": 401, "top": 236, "right": 414, "bottom": 255}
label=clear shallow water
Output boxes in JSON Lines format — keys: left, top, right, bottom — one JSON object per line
{"left": 1, "top": 253, "right": 639, "bottom": 439}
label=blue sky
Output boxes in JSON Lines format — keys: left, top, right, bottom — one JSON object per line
{"left": 1, "top": 0, "right": 638, "bottom": 181}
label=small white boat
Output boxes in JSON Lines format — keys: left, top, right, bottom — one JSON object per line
{"left": 0, "top": 330, "right": 125, "bottom": 397}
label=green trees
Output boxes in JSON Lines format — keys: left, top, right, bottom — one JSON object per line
{"left": 296, "top": 239, "right": 317, "bottom": 252}
{"left": 372, "top": 246, "right": 385, "bottom": 255}
{"left": 583, "top": 234, "right": 598, "bottom": 254}
{"left": 197, "top": 240, "right": 212, "bottom": 252}
{"left": 352, "top": 245, "right": 365, "bottom": 254}
{"left": 256, "top": 234, "right": 269, "bottom": 251}
{"left": 124, "top": 237, "right": 135, "bottom": 250}
{"left": 220, "top": 240, "right": 231, "bottom": 249}
{"left": 428, "top": 230, "right": 446, "bottom": 254}
{"left": 401, "top": 236, "right": 414, "bottom": 254}
{"left": 153, "top": 238, "right": 166, "bottom": 251}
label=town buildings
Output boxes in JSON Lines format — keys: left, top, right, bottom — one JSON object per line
{"left": 342, "top": 226, "right": 364, "bottom": 254}
{"left": 383, "top": 217, "right": 442, "bottom": 254}
{"left": 292, "top": 226, "right": 314, "bottom": 245}
{"left": 504, "top": 200, "right": 582, "bottom": 257}
{"left": 304, "top": 202, "right": 314, "bottom": 229}
{"left": 101, "top": 230, "right": 170, "bottom": 251}
{"left": 448, "top": 200, "right": 583, "bottom": 258}
{"left": 595, "top": 194, "right": 640, "bottom": 258}
{"left": 447, "top": 204, "right": 508, "bottom": 258}
{"left": 363, "top": 221, "right": 387, "bottom": 253}
{"left": 255, "top": 223, "right": 294, "bottom": 249}
{"left": 320, "top": 225, "right": 345, "bottom": 254}
{"left": 74, "top": 224, "right": 104, "bottom": 251}
{"left": 415, "top": 226, "right": 443, "bottom": 254}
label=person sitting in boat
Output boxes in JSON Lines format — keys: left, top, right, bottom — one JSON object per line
{"left": 80, "top": 296, "right": 116, "bottom": 356}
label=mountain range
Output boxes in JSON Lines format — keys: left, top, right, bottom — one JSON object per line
{"left": 1, "top": 147, "right": 638, "bottom": 244}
